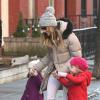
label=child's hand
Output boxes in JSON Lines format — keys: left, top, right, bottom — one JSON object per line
{"left": 57, "top": 72, "right": 68, "bottom": 77}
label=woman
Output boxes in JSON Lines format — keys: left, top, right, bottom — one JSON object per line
{"left": 21, "top": 6, "right": 82, "bottom": 100}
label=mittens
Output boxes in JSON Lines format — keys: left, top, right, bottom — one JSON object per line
{"left": 57, "top": 72, "right": 68, "bottom": 77}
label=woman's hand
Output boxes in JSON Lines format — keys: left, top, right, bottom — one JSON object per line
{"left": 52, "top": 70, "right": 68, "bottom": 79}
{"left": 52, "top": 70, "right": 59, "bottom": 79}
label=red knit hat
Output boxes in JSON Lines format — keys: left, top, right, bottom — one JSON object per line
{"left": 70, "top": 57, "right": 88, "bottom": 71}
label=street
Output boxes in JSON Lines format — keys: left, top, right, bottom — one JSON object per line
{"left": 0, "top": 78, "right": 100, "bottom": 100}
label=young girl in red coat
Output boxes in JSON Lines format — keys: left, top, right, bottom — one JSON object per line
{"left": 53, "top": 56, "right": 92, "bottom": 100}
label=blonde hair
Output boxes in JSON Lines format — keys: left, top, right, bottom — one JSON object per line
{"left": 42, "top": 26, "right": 64, "bottom": 48}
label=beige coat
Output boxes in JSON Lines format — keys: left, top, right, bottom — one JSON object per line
{"left": 35, "top": 32, "right": 82, "bottom": 73}
{"left": 34, "top": 32, "right": 82, "bottom": 92}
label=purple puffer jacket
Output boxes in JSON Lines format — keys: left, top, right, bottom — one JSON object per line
{"left": 21, "top": 74, "right": 43, "bottom": 100}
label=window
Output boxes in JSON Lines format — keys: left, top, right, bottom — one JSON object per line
{"left": 49, "top": 0, "right": 54, "bottom": 7}
{"left": 93, "top": 0, "right": 97, "bottom": 16}
{"left": 81, "top": 0, "right": 87, "bottom": 17}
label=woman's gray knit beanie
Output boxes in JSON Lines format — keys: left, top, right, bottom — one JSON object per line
{"left": 39, "top": 6, "right": 57, "bottom": 27}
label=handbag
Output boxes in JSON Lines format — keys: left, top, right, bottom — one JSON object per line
{"left": 39, "top": 64, "right": 55, "bottom": 94}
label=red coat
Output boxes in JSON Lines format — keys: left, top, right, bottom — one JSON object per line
{"left": 58, "top": 71, "right": 92, "bottom": 100}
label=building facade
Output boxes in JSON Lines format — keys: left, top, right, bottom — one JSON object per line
{"left": 0, "top": 0, "right": 98, "bottom": 46}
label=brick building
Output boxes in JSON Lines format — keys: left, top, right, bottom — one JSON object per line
{"left": 0, "top": 0, "right": 98, "bottom": 46}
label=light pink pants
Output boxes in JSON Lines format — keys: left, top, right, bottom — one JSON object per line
{"left": 47, "top": 75, "right": 67, "bottom": 100}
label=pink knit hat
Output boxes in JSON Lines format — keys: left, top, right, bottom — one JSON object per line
{"left": 70, "top": 57, "right": 88, "bottom": 71}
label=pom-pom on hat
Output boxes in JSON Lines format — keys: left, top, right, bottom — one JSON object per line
{"left": 39, "top": 6, "right": 57, "bottom": 27}
{"left": 70, "top": 57, "right": 88, "bottom": 71}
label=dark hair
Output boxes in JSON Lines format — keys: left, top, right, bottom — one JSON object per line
{"left": 57, "top": 18, "right": 73, "bottom": 39}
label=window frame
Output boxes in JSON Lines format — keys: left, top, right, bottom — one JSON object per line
{"left": 49, "top": 0, "right": 54, "bottom": 7}
{"left": 81, "top": 0, "right": 87, "bottom": 17}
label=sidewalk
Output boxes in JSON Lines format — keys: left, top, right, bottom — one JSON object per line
{"left": 0, "top": 78, "right": 100, "bottom": 100}
{"left": 0, "top": 64, "right": 28, "bottom": 84}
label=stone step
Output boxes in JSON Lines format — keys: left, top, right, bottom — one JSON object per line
{"left": 0, "top": 57, "right": 12, "bottom": 67}
{"left": 0, "top": 47, "right": 4, "bottom": 56}
{"left": 0, "top": 64, "right": 28, "bottom": 84}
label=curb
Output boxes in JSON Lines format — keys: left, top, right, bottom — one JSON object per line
{"left": 0, "top": 64, "right": 28, "bottom": 84}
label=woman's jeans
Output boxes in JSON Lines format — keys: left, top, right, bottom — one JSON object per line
{"left": 47, "top": 75, "right": 66, "bottom": 100}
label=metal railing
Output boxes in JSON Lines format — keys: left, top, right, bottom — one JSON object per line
{"left": 24, "top": 15, "right": 97, "bottom": 29}
{"left": 73, "top": 27, "right": 97, "bottom": 58}
{"left": 67, "top": 15, "right": 97, "bottom": 29}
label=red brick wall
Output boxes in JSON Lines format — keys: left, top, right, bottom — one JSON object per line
{"left": 36, "top": 0, "right": 65, "bottom": 19}
{"left": 35, "top": 0, "right": 49, "bottom": 17}
{"left": 9, "top": 0, "right": 20, "bottom": 35}
{"left": 87, "top": 0, "right": 93, "bottom": 15}
{"left": 76, "top": 0, "right": 81, "bottom": 15}
{"left": 6, "top": 0, "right": 94, "bottom": 36}
{"left": 54, "top": 0, "right": 65, "bottom": 19}
{"left": 66, "top": 0, "right": 77, "bottom": 28}
{"left": 20, "top": 0, "right": 29, "bottom": 19}
{"left": 67, "top": 0, "right": 76, "bottom": 16}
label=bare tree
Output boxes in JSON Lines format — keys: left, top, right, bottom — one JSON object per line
{"left": 93, "top": 0, "right": 100, "bottom": 78}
